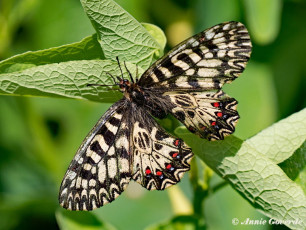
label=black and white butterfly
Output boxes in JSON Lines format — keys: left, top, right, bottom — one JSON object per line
{"left": 59, "top": 21, "right": 252, "bottom": 211}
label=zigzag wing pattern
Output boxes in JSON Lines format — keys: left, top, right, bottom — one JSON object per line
{"left": 130, "top": 106, "right": 193, "bottom": 190}
{"left": 164, "top": 90, "right": 239, "bottom": 140}
{"left": 59, "top": 21, "right": 252, "bottom": 211}
{"left": 138, "top": 21, "right": 252, "bottom": 90}
{"left": 59, "top": 100, "right": 132, "bottom": 211}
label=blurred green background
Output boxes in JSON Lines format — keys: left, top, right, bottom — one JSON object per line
{"left": 0, "top": 0, "right": 305, "bottom": 229}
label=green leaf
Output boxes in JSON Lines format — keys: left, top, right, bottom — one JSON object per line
{"left": 246, "top": 108, "right": 306, "bottom": 164}
{"left": 0, "top": 34, "right": 103, "bottom": 74}
{"left": 175, "top": 109, "right": 306, "bottom": 229}
{"left": 243, "top": 0, "right": 282, "bottom": 45}
{"left": 0, "top": 2, "right": 164, "bottom": 101}
{"left": 278, "top": 141, "right": 306, "bottom": 193}
{"left": 0, "top": 59, "right": 140, "bottom": 103}
{"left": 56, "top": 209, "right": 116, "bottom": 230}
{"left": 80, "top": 0, "right": 162, "bottom": 69}
{"left": 141, "top": 22, "right": 167, "bottom": 56}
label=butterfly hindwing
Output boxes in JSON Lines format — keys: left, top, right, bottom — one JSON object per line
{"left": 138, "top": 21, "right": 251, "bottom": 90}
{"left": 130, "top": 105, "right": 193, "bottom": 190}
{"left": 164, "top": 90, "right": 239, "bottom": 140}
{"left": 59, "top": 100, "right": 132, "bottom": 211}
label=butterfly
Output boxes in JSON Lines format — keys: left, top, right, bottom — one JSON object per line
{"left": 59, "top": 21, "right": 252, "bottom": 211}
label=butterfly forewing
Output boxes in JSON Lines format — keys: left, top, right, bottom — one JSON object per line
{"left": 138, "top": 21, "right": 251, "bottom": 90}
{"left": 59, "top": 100, "right": 132, "bottom": 211}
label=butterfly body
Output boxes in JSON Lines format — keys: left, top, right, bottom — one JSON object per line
{"left": 59, "top": 21, "right": 252, "bottom": 210}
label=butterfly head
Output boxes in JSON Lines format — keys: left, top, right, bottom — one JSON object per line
{"left": 118, "top": 78, "right": 144, "bottom": 102}
{"left": 118, "top": 78, "right": 131, "bottom": 92}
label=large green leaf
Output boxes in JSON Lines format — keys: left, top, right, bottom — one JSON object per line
{"left": 246, "top": 108, "right": 306, "bottom": 164}
{"left": 279, "top": 141, "right": 306, "bottom": 193}
{"left": 175, "top": 109, "right": 306, "bottom": 229}
{"left": 0, "top": 1, "right": 165, "bottom": 101}
{"left": 0, "top": 60, "right": 140, "bottom": 103}
{"left": 80, "top": 0, "right": 163, "bottom": 69}
{"left": 0, "top": 34, "right": 103, "bottom": 74}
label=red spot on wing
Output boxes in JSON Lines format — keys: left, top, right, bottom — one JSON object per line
{"left": 156, "top": 171, "right": 162, "bottom": 176}
{"left": 217, "top": 112, "right": 222, "bottom": 117}
{"left": 172, "top": 152, "right": 178, "bottom": 158}
{"left": 145, "top": 169, "right": 151, "bottom": 175}
{"left": 211, "top": 121, "right": 216, "bottom": 126}
{"left": 174, "top": 139, "right": 181, "bottom": 146}
{"left": 166, "top": 164, "right": 172, "bottom": 170}
{"left": 213, "top": 102, "right": 220, "bottom": 107}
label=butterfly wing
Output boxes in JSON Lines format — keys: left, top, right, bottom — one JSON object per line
{"left": 137, "top": 21, "right": 251, "bottom": 140}
{"left": 59, "top": 101, "right": 193, "bottom": 210}
{"left": 130, "top": 105, "right": 193, "bottom": 190}
{"left": 165, "top": 90, "right": 239, "bottom": 140}
{"left": 59, "top": 99, "right": 132, "bottom": 211}
{"left": 138, "top": 21, "right": 252, "bottom": 89}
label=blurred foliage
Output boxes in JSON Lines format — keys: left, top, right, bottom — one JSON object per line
{"left": 0, "top": 0, "right": 305, "bottom": 230}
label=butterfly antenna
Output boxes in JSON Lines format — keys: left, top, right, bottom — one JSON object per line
{"left": 116, "top": 57, "right": 124, "bottom": 80}
{"left": 105, "top": 72, "right": 117, "bottom": 85}
{"left": 135, "top": 65, "right": 139, "bottom": 82}
{"left": 124, "top": 61, "right": 135, "bottom": 83}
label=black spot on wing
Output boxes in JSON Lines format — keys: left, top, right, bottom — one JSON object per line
{"left": 103, "top": 130, "right": 115, "bottom": 146}
{"left": 177, "top": 53, "right": 194, "bottom": 66}
{"left": 175, "top": 99, "right": 190, "bottom": 107}
{"left": 154, "top": 143, "right": 163, "bottom": 150}
{"left": 161, "top": 58, "right": 184, "bottom": 75}
{"left": 143, "top": 132, "right": 150, "bottom": 146}
{"left": 175, "top": 111, "right": 186, "bottom": 121}
{"left": 90, "top": 140, "right": 106, "bottom": 157}
{"left": 109, "top": 116, "right": 121, "bottom": 126}
{"left": 206, "top": 40, "right": 218, "bottom": 50}
{"left": 97, "top": 123, "right": 116, "bottom": 146}
{"left": 187, "top": 111, "right": 195, "bottom": 118}
{"left": 98, "top": 124, "right": 107, "bottom": 134}
{"left": 193, "top": 47, "right": 204, "bottom": 59}
{"left": 120, "top": 147, "right": 129, "bottom": 159}
{"left": 80, "top": 168, "right": 92, "bottom": 179}
{"left": 154, "top": 68, "right": 165, "bottom": 81}
{"left": 155, "top": 130, "right": 169, "bottom": 141}
{"left": 138, "top": 135, "right": 146, "bottom": 149}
